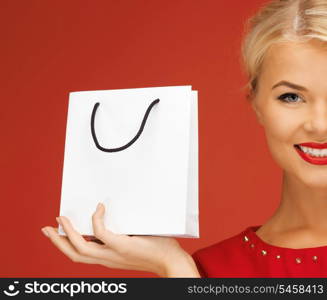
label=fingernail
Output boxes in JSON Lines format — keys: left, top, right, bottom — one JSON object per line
{"left": 97, "top": 203, "right": 103, "bottom": 210}
{"left": 41, "top": 227, "right": 49, "bottom": 237}
{"left": 56, "top": 217, "right": 61, "bottom": 224}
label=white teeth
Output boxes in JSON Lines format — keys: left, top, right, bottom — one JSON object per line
{"left": 298, "top": 145, "right": 327, "bottom": 157}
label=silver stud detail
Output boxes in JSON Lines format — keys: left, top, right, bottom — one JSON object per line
{"left": 295, "top": 257, "right": 302, "bottom": 264}
{"left": 276, "top": 255, "right": 281, "bottom": 259}
{"left": 243, "top": 235, "right": 249, "bottom": 242}
{"left": 261, "top": 250, "right": 267, "bottom": 256}
{"left": 312, "top": 255, "right": 318, "bottom": 262}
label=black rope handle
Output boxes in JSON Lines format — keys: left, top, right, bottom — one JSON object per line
{"left": 90, "top": 98, "right": 160, "bottom": 152}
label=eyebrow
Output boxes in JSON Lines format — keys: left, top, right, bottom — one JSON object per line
{"left": 271, "top": 80, "right": 308, "bottom": 91}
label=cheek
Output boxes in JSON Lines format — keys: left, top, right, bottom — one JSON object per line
{"left": 261, "top": 106, "right": 301, "bottom": 169}
{"left": 263, "top": 106, "right": 299, "bottom": 143}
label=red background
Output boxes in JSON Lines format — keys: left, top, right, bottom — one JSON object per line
{"left": 0, "top": 0, "right": 282, "bottom": 277}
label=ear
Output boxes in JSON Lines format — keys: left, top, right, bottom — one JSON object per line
{"left": 251, "top": 99, "right": 264, "bottom": 126}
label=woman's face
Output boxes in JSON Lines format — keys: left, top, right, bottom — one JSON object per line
{"left": 252, "top": 39, "right": 327, "bottom": 188}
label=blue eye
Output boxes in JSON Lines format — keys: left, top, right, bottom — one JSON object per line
{"left": 277, "top": 93, "right": 302, "bottom": 103}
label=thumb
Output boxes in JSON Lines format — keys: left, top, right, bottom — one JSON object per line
{"left": 96, "top": 202, "right": 105, "bottom": 216}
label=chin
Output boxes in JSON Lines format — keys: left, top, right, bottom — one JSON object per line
{"left": 297, "top": 174, "right": 327, "bottom": 189}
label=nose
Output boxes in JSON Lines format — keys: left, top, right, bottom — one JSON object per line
{"left": 304, "top": 100, "right": 327, "bottom": 138}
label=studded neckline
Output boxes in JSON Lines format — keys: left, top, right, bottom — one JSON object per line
{"left": 241, "top": 225, "right": 326, "bottom": 264}
{"left": 245, "top": 225, "right": 327, "bottom": 253}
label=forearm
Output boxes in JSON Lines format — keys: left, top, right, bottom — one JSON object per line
{"left": 162, "top": 252, "right": 201, "bottom": 278}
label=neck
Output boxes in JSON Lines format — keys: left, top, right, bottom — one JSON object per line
{"left": 271, "top": 172, "right": 327, "bottom": 232}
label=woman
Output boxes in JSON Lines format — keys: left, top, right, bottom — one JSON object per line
{"left": 41, "top": 0, "right": 327, "bottom": 277}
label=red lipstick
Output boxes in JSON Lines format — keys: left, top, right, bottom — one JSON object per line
{"left": 297, "top": 142, "right": 327, "bottom": 149}
{"left": 294, "top": 143, "right": 327, "bottom": 165}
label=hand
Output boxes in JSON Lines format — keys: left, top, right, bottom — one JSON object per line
{"left": 41, "top": 203, "right": 199, "bottom": 277}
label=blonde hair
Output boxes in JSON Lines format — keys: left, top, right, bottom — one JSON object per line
{"left": 241, "top": 0, "right": 327, "bottom": 100}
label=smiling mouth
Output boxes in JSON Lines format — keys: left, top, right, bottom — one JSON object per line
{"left": 294, "top": 144, "right": 327, "bottom": 165}
{"left": 294, "top": 144, "right": 327, "bottom": 157}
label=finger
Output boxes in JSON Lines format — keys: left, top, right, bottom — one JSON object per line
{"left": 92, "top": 203, "right": 131, "bottom": 251}
{"left": 42, "top": 226, "right": 102, "bottom": 264}
{"left": 58, "top": 216, "right": 134, "bottom": 266}
{"left": 43, "top": 226, "right": 138, "bottom": 269}
{"left": 57, "top": 216, "right": 105, "bottom": 257}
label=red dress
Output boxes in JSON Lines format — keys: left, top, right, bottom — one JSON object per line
{"left": 192, "top": 225, "right": 327, "bottom": 277}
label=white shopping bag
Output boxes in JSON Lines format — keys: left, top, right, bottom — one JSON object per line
{"left": 58, "top": 85, "right": 199, "bottom": 238}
